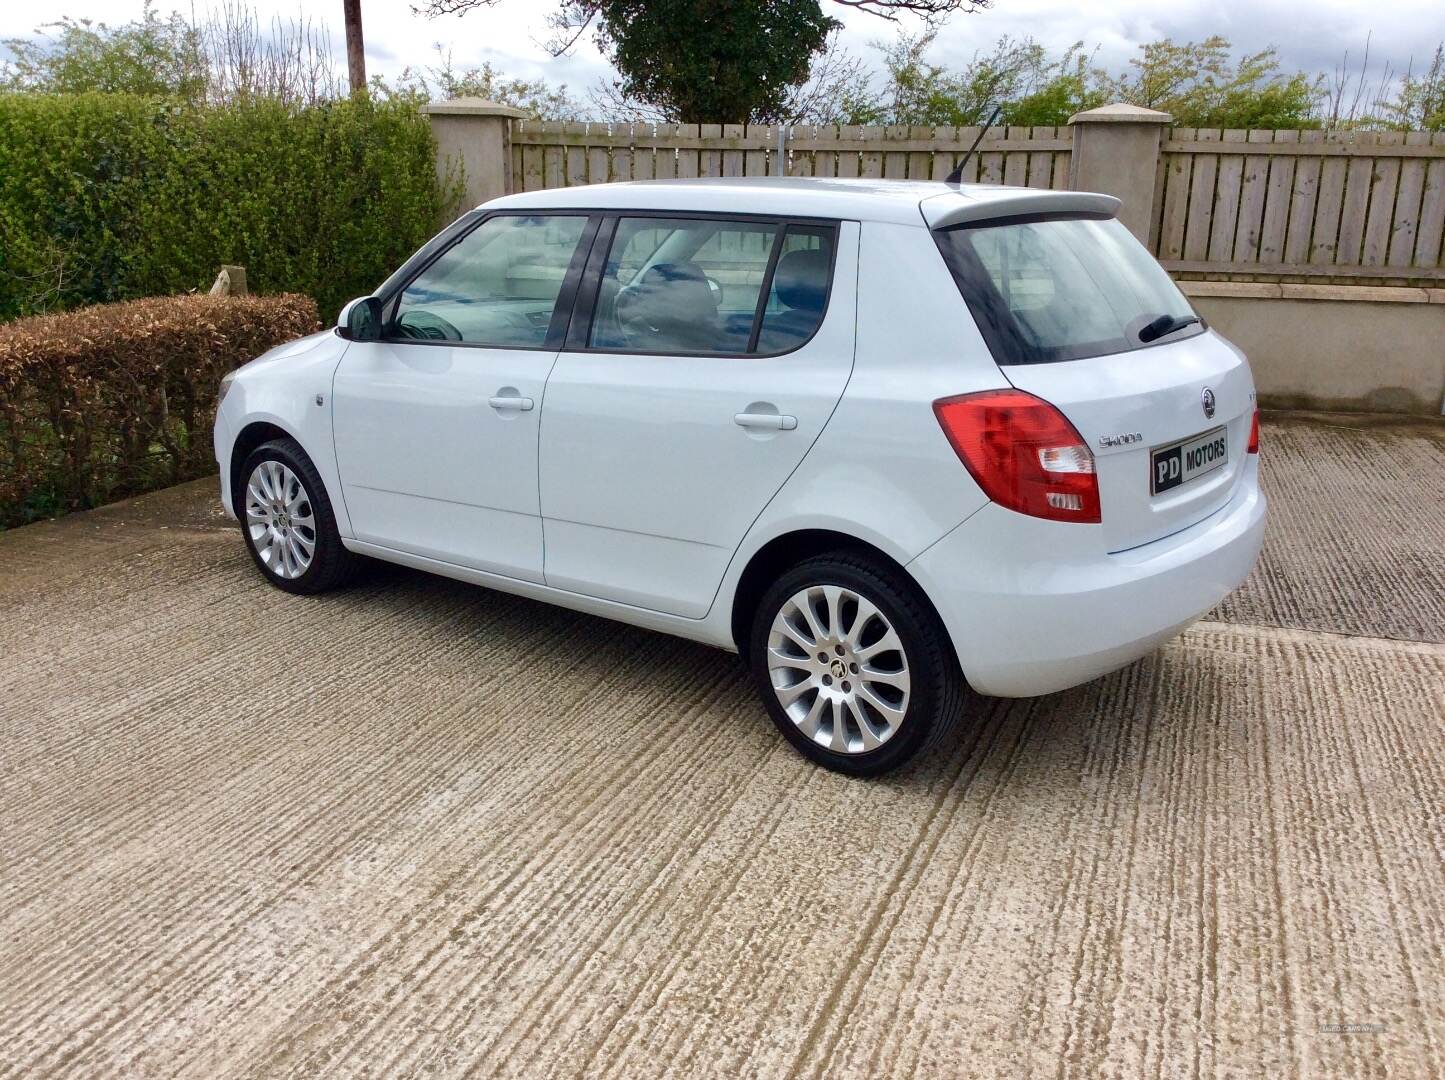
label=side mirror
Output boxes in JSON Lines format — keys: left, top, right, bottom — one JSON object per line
{"left": 337, "top": 296, "right": 383, "bottom": 341}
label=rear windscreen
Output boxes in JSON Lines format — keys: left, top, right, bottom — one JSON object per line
{"left": 933, "top": 215, "right": 1204, "bottom": 365}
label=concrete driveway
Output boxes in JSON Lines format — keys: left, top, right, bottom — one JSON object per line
{"left": 1, "top": 414, "right": 1441, "bottom": 1078}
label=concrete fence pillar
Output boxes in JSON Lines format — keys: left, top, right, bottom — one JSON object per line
{"left": 421, "top": 97, "right": 527, "bottom": 213}
{"left": 1068, "top": 103, "right": 1172, "bottom": 244}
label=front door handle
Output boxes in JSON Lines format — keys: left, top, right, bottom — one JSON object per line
{"left": 489, "top": 395, "right": 534, "bottom": 412}
{"left": 735, "top": 412, "right": 797, "bottom": 431}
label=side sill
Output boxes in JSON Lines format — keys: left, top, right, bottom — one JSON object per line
{"left": 343, "top": 539, "right": 739, "bottom": 652}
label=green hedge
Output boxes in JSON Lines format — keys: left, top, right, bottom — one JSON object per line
{"left": 0, "top": 93, "right": 460, "bottom": 324}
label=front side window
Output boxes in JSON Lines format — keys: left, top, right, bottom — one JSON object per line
{"left": 391, "top": 214, "right": 588, "bottom": 347}
{"left": 590, "top": 217, "right": 834, "bottom": 355}
{"left": 934, "top": 215, "right": 1202, "bottom": 365}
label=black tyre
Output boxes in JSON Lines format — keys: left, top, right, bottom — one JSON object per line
{"left": 748, "top": 550, "right": 964, "bottom": 776}
{"left": 235, "top": 437, "right": 361, "bottom": 594}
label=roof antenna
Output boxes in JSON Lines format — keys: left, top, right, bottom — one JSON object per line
{"left": 945, "top": 104, "right": 1003, "bottom": 186}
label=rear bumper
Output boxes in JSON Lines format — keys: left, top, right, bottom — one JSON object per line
{"left": 909, "top": 460, "right": 1266, "bottom": 697}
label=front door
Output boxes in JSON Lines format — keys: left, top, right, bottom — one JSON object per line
{"left": 539, "top": 215, "right": 858, "bottom": 617}
{"left": 333, "top": 212, "right": 596, "bottom": 582}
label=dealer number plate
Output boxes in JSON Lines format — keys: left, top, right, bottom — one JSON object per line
{"left": 1150, "top": 426, "right": 1228, "bottom": 494}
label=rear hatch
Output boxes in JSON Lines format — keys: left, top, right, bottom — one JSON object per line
{"left": 929, "top": 203, "right": 1254, "bottom": 551}
{"left": 1005, "top": 332, "right": 1252, "bottom": 550}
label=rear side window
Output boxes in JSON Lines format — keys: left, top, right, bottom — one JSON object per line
{"left": 933, "top": 215, "right": 1203, "bottom": 365}
{"left": 589, "top": 216, "right": 835, "bottom": 356}
{"left": 757, "top": 226, "right": 834, "bottom": 353}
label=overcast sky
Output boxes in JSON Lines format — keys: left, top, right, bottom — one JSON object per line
{"left": 4, "top": 0, "right": 1443, "bottom": 105}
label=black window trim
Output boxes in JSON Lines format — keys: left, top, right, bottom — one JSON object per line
{"left": 562, "top": 209, "right": 842, "bottom": 361}
{"left": 563, "top": 215, "right": 618, "bottom": 352}
{"left": 372, "top": 209, "right": 603, "bottom": 354}
{"left": 932, "top": 212, "right": 1207, "bottom": 367}
{"left": 941, "top": 208, "right": 1115, "bottom": 231}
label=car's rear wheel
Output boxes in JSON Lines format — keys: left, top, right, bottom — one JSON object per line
{"left": 237, "top": 438, "right": 360, "bottom": 594}
{"left": 748, "top": 551, "right": 964, "bottom": 776}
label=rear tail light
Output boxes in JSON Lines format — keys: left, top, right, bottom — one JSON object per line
{"left": 1247, "top": 409, "right": 1260, "bottom": 454}
{"left": 933, "top": 390, "right": 1101, "bottom": 524}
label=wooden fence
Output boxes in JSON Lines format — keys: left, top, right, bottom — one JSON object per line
{"left": 509, "top": 120, "right": 1445, "bottom": 284}
{"left": 1155, "top": 129, "right": 1445, "bottom": 281}
{"left": 511, "top": 121, "right": 1072, "bottom": 191}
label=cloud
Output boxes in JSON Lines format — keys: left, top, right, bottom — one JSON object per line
{"left": 827, "top": 0, "right": 1442, "bottom": 81}
{"left": 3, "top": 0, "right": 1442, "bottom": 99}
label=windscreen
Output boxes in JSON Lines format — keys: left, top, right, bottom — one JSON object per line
{"left": 933, "top": 215, "right": 1203, "bottom": 365}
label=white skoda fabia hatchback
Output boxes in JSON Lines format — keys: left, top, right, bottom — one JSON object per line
{"left": 216, "top": 178, "right": 1266, "bottom": 775}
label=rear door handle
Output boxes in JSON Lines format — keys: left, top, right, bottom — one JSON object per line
{"left": 489, "top": 395, "right": 534, "bottom": 411}
{"left": 734, "top": 412, "right": 797, "bottom": 431}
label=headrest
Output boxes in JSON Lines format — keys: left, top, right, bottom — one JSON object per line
{"left": 773, "top": 249, "right": 829, "bottom": 311}
{"left": 634, "top": 262, "right": 718, "bottom": 322}
{"left": 616, "top": 262, "right": 720, "bottom": 350}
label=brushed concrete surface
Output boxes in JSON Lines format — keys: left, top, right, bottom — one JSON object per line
{"left": 1, "top": 415, "right": 1441, "bottom": 1078}
{"left": 1212, "top": 413, "right": 1445, "bottom": 642}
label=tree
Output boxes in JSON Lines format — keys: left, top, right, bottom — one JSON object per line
{"left": 417, "top": 0, "right": 989, "bottom": 24}
{"left": 1, "top": 1, "right": 344, "bottom": 106}
{"left": 849, "top": 33, "right": 1321, "bottom": 130}
{"left": 1096, "top": 37, "right": 1319, "bottom": 128}
{"left": 842, "top": 31, "right": 1101, "bottom": 127}
{"left": 872, "top": 31, "right": 1042, "bottom": 125}
{"left": 582, "top": 0, "right": 839, "bottom": 122}
{"left": 387, "top": 47, "right": 586, "bottom": 119}
{"left": 777, "top": 32, "right": 880, "bottom": 124}
{"left": 1328, "top": 41, "right": 1445, "bottom": 131}
{"left": 587, "top": 28, "right": 876, "bottom": 124}
{"left": 1388, "top": 46, "right": 1445, "bottom": 130}
{"left": 414, "top": 0, "right": 991, "bottom": 123}
{"left": 0, "top": 1, "right": 206, "bottom": 99}
{"left": 1002, "top": 46, "right": 1104, "bottom": 125}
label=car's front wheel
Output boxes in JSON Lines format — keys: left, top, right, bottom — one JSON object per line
{"left": 749, "top": 551, "right": 965, "bottom": 776}
{"left": 237, "top": 438, "right": 359, "bottom": 594}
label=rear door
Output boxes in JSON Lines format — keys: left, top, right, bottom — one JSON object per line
{"left": 933, "top": 213, "right": 1254, "bottom": 551}
{"left": 538, "top": 214, "right": 858, "bottom": 617}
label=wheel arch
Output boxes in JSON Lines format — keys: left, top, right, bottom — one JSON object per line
{"left": 728, "top": 528, "right": 947, "bottom": 663}
{"left": 229, "top": 420, "right": 298, "bottom": 515}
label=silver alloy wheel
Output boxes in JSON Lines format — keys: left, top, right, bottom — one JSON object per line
{"left": 244, "top": 459, "right": 316, "bottom": 580}
{"left": 766, "top": 585, "right": 912, "bottom": 754}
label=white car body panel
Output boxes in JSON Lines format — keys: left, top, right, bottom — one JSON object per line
{"left": 1004, "top": 330, "right": 1257, "bottom": 552}
{"left": 330, "top": 340, "right": 552, "bottom": 582}
{"left": 538, "top": 222, "right": 861, "bottom": 617}
{"left": 910, "top": 457, "right": 1266, "bottom": 696}
{"left": 214, "top": 330, "right": 352, "bottom": 535}
{"left": 344, "top": 537, "right": 742, "bottom": 648}
{"left": 714, "top": 220, "right": 1008, "bottom": 577}
{"left": 216, "top": 177, "right": 1267, "bottom": 700}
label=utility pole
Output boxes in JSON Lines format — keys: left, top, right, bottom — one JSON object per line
{"left": 343, "top": 0, "right": 366, "bottom": 95}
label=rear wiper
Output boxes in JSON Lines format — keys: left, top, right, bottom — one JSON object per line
{"left": 1138, "top": 313, "right": 1201, "bottom": 343}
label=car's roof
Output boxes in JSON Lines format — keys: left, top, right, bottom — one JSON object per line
{"left": 483, "top": 177, "right": 1120, "bottom": 229}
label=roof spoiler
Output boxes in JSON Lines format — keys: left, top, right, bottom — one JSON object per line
{"left": 921, "top": 191, "right": 1121, "bottom": 231}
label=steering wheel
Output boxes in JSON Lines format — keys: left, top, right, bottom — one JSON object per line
{"left": 395, "top": 310, "right": 464, "bottom": 342}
